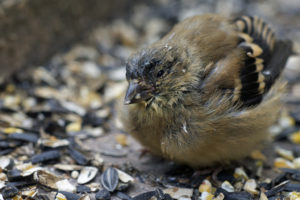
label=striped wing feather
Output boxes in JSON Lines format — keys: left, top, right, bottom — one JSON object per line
{"left": 233, "top": 16, "right": 292, "bottom": 107}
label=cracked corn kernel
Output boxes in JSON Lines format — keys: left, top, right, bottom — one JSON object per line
{"left": 234, "top": 167, "right": 248, "bottom": 180}
{"left": 200, "top": 191, "right": 214, "bottom": 200}
{"left": 250, "top": 150, "right": 266, "bottom": 161}
{"left": 66, "top": 121, "right": 81, "bottom": 133}
{"left": 274, "top": 157, "right": 295, "bottom": 168}
{"left": 291, "top": 131, "right": 300, "bottom": 144}
{"left": 259, "top": 192, "right": 268, "bottom": 200}
{"left": 221, "top": 181, "right": 234, "bottom": 192}
{"left": 289, "top": 192, "right": 300, "bottom": 200}
{"left": 293, "top": 157, "right": 300, "bottom": 169}
{"left": 243, "top": 179, "right": 259, "bottom": 195}
{"left": 275, "top": 146, "right": 294, "bottom": 160}
{"left": 56, "top": 193, "right": 67, "bottom": 200}
{"left": 199, "top": 179, "right": 212, "bottom": 193}
{"left": 3, "top": 127, "right": 23, "bottom": 134}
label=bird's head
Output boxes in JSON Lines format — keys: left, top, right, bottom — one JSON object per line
{"left": 124, "top": 43, "right": 194, "bottom": 107}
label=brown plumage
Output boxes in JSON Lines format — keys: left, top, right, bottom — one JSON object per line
{"left": 120, "top": 14, "right": 292, "bottom": 167}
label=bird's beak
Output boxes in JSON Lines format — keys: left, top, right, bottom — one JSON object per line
{"left": 124, "top": 81, "right": 154, "bottom": 105}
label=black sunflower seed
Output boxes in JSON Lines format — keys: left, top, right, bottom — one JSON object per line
{"left": 8, "top": 133, "right": 39, "bottom": 143}
{"left": 0, "top": 140, "right": 23, "bottom": 148}
{"left": 291, "top": 112, "right": 300, "bottom": 125}
{"left": 225, "top": 192, "right": 253, "bottom": 200}
{"left": 216, "top": 188, "right": 252, "bottom": 200}
{"left": 155, "top": 188, "right": 173, "bottom": 200}
{"left": 35, "top": 193, "right": 52, "bottom": 200}
{"left": 272, "top": 172, "right": 288, "bottom": 186}
{"left": 265, "top": 180, "right": 289, "bottom": 197}
{"left": 2, "top": 185, "right": 19, "bottom": 198}
{"left": 0, "top": 148, "right": 14, "bottom": 155}
{"left": 132, "top": 191, "right": 156, "bottom": 200}
{"left": 30, "top": 150, "right": 60, "bottom": 164}
{"left": 116, "top": 192, "right": 132, "bottom": 200}
{"left": 95, "top": 189, "right": 111, "bottom": 200}
{"left": 68, "top": 147, "right": 88, "bottom": 165}
{"left": 7, "top": 180, "right": 36, "bottom": 188}
{"left": 82, "top": 112, "right": 104, "bottom": 126}
{"left": 268, "top": 195, "right": 284, "bottom": 200}
{"left": 100, "top": 167, "right": 119, "bottom": 192}
{"left": 0, "top": 141, "right": 10, "bottom": 148}
{"left": 76, "top": 185, "right": 91, "bottom": 193}
{"left": 280, "top": 168, "right": 300, "bottom": 176}
{"left": 283, "top": 183, "right": 300, "bottom": 192}
{"left": 7, "top": 168, "right": 23, "bottom": 181}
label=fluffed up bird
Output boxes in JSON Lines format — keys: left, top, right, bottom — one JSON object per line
{"left": 120, "top": 14, "right": 292, "bottom": 167}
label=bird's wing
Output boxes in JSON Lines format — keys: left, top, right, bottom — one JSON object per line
{"left": 233, "top": 16, "right": 292, "bottom": 107}
{"left": 202, "top": 16, "right": 292, "bottom": 108}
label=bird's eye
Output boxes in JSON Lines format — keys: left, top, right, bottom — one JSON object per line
{"left": 157, "top": 70, "right": 164, "bottom": 78}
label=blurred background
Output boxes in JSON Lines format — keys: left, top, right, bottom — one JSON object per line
{"left": 1, "top": 0, "right": 299, "bottom": 78}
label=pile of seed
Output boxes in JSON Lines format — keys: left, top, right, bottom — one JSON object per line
{"left": 0, "top": 0, "right": 300, "bottom": 199}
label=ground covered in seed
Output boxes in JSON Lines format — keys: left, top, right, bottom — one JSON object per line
{"left": 0, "top": 0, "right": 300, "bottom": 200}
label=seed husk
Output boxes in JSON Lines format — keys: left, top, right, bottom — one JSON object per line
{"left": 39, "top": 138, "right": 70, "bottom": 148}
{"left": 116, "top": 169, "right": 134, "bottom": 183}
{"left": 77, "top": 166, "right": 98, "bottom": 184}
{"left": 56, "top": 179, "right": 76, "bottom": 193}
{"left": 78, "top": 195, "right": 91, "bottom": 200}
{"left": 34, "top": 170, "right": 62, "bottom": 190}
{"left": 163, "top": 187, "right": 193, "bottom": 199}
{"left": 0, "top": 156, "right": 13, "bottom": 170}
{"left": 53, "top": 164, "right": 83, "bottom": 171}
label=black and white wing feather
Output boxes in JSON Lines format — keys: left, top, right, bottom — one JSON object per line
{"left": 233, "top": 16, "right": 292, "bottom": 107}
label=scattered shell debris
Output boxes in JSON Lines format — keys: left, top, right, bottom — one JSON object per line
{"left": 0, "top": 0, "right": 300, "bottom": 199}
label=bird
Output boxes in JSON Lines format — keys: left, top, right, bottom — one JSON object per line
{"left": 120, "top": 14, "right": 292, "bottom": 167}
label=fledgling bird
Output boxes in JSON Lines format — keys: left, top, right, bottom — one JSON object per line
{"left": 120, "top": 14, "right": 292, "bottom": 167}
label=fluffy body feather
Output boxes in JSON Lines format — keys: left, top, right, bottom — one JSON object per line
{"left": 121, "top": 14, "right": 292, "bottom": 167}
